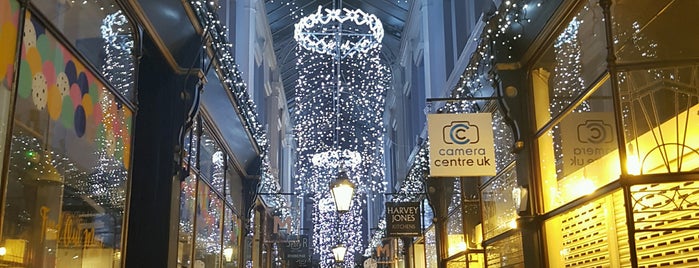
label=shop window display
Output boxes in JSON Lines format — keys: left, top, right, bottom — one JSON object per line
{"left": 178, "top": 120, "right": 242, "bottom": 267}
{"left": 2, "top": 11, "right": 132, "bottom": 267}
{"left": 0, "top": 0, "right": 20, "bottom": 198}
{"left": 31, "top": 0, "right": 136, "bottom": 102}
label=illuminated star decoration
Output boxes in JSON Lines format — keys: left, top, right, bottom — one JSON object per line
{"left": 294, "top": 6, "right": 388, "bottom": 267}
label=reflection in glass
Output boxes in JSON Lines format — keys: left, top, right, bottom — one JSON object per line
{"left": 2, "top": 14, "right": 131, "bottom": 266}
{"left": 32, "top": 0, "right": 136, "bottom": 101}
{"left": 0, "top": 0, "right": 20, "bottom": 198}
{"left": 485, "top": 234, "right": 524, "bottom": 267}
{"left": 531, "top": 0, "right": 606, "bottom": 129}
{"left": 536, "top": 79, "right": 620, "bottom": 212}
{"left": 618, "top": 66, "right": 699, "bottom": 175}
{"left": 612, "top": 0, "right": 699, "bottom": 64}
{"left": 178, "top": 172, "right": 197, "bottom": 267}
{"left": 424, "top": 227, "right": 437, "bottom": 268}
{"left": 223, "top": 207, "right": 240, "bottom": 267}
{"left": 446, "top": 210, "right": 464, "bottom": 257}
{"left": 195, "top": 183, "right": 222, "bottom": 268}
{"left": 481, "top": 167, "right": 518, "bottom": 241}
{"left": 200, "top": 130, "right": 225, "bottom": 192}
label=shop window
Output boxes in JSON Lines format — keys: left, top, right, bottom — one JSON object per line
{"left": 424, "top": 226, "right": 438, "bottom": 268}
{"left": 225, "top": 163, "right": 243, "bottom": 213}
{"left": 631, "top": 182, "right": 699, "bottom": 267}
{"left": 544, "top": 191, "right": 630, "bottom": 268}
{"left": 195, "top": 183, "right": 223, "bottom": 268}
{"left": 32, "top": 0, "right": 136, "bottom": 101}
{"left": 491, "top": 108, "right": 515, "bottom": 174}
{"left": 0, "top": 0, "right": 20, "bottom": 195}
{"left": 481, "top": 167, "right": 518, "bottom": 241}
{"left": 619, "top": 66, "right": 699, "bottom": 174}
{"left": 178, "top": 119, "right": 242, "bottom": 267}
{"left": 200, "top": 129, "right": 225, "bottom": 193}
{"left": 178, "top": 171, "right": 197, "bottom": 267}
{"left": 485, "top": 234, "right": 524, "bottom": 268}
{"left": 223, "top": 206, "right": 240, "bottom": 267}
{"left": 536, "top": 80, "right": 620, "bottom": 211}
{"left": 611, "top": 0, "right": 699, "bottom": 175}
{"left": 2, "top": 11, "right": 132, "bottom": 267}
{"left": 531, "top": 0, "right": 607, "bottom": 130}
{"left": 612, "top": 0, "right": 699, "bottom": 64}
{"left": 446, "top": 209, "right": 465, "bottom": 257}
{"left": 531, "top": 0, "right": 620, "bottom": 211}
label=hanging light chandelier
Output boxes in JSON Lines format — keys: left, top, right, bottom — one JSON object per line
{"left": 294, "top": 5, "right": 384, "bottom": 58}
{"left": 293, "top": 0, "right": 389, "bottom": 266}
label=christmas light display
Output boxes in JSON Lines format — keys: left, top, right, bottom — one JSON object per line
{"left": 294, "top": 5, "right": 389, "bottom": 267}
{"left": 294, "top": 6, "right": 384, "bottom": 58}
{"left": 187, "top": 1, "right": 292, "bottom": 237}
{"left": 365, "top": 0, "right": 542, "bottom": 256}
{"left": 100, "top": 10, "right": 135, "bottom": 99}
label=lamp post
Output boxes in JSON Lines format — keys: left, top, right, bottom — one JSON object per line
{"left": 329, "top": 170, "right": 355, "bottom": 213}
{"left": 332, "top": 243, "right": 347, "bottom": 263}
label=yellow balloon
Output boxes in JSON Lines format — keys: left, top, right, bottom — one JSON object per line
{"left": 47, "top": 84, "right": 62, "bottom": 120}
{"left": 81, "top": 95, "right": 93, "bottom": 116}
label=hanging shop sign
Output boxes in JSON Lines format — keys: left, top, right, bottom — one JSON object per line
{"left": 386, "top": 202, "right": 421, "bottom": 237}
{"left": 560, "top": 112, "right": 618, "bottom": 177}
{"left": 375, "top": 238, "right": 395, "bottom": 263}
{"left": 427, "top": 113, "right": 496, "bottom": 177}
{"left": 285, "top": 234, "right": 310, "bottom": 265}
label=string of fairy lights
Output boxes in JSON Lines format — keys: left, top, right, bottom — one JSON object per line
{"left": 191, "top": 0, "right": 552, "bottom": 264}
{"left": 293, "top": 5, "right": 388, "bottom": 267}
{"left": 363, "top": 0, "right": 543, "bottom": 256}
{"left": 187, "top": 1, "right": 291, "bottom": 262}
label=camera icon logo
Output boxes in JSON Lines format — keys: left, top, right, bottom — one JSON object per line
{"left": 443, "top": 121, "right": 480, "bottom": 145}
{"left": 577, "top": 120, "right": 613, "bottom": 144}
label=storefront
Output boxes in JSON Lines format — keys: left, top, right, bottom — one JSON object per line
{"left": 177, "top": 118, "right": 244, "bottom": 268}
{"left": 0, "top": 0, "right": 136, "bottom": 266}
{"left": 490, "top": 0, "right": 699, "bottom": 266}
{"left": 0, "top": 1, "right": 259, "bottom": 267}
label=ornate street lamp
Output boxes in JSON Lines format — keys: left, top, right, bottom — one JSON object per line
{"left": 329, "top": 170, "right": 355, "bottom": 213}
{"left": 332, "top": 243, "right": 347, "bottom": 263}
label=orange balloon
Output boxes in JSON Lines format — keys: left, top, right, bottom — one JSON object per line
{"left": 0, "top": 23, "right": 18, "bottom": 78}
{"left": 25, "top": 46, "right": 42, "bottom": 74}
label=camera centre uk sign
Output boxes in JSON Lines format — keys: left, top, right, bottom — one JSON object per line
{"left": 427, "top": 113, "right": 496, "bottom": 177}
{"left": 386, "top": 202, "right": 421, "bottom": 237}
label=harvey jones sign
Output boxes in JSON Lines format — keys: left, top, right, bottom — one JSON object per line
{"left": 386, "top": 202, "right": 421, "bottom": 237}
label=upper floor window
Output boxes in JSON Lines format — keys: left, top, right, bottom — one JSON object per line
{"left": 531, "top": 0, "right": 620, "bottom": 212}
{"left": 612, "top": 0, "right": 699, "bottom": 174}
{"left": 33, "top": 0, "right": 136, "bottom": 101}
